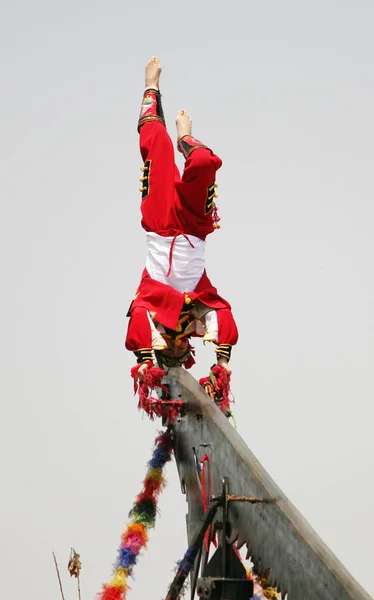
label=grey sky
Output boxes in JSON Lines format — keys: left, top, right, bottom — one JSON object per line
{"left": 1, "top": 0, "right": 373, "bottom": 598}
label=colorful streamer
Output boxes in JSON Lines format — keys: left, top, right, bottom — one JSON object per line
{"left": 98, "top": 430, "right": 174, "bottom": 600}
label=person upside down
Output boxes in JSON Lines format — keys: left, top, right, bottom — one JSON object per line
{"left": 126, "top": 57, "right": 238, "bottom": 381}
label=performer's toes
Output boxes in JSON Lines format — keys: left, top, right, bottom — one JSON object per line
{"left": 145, "top": 56, "right": 161, "bottom": 90}
{"left": 176, "top": 109, "right": 192, "bottom": 139}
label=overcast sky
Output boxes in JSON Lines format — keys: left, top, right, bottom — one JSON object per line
{"left": 1, "top": 1, "right": 373, "bottom": 598}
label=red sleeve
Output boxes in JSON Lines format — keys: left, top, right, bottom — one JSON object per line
{"left": 217, "top": 308, "right": 239, "bottom": 346}
{"left": 125, "top": 307, "right": 152, "bottom": 351}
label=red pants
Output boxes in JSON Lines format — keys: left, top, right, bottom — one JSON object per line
{"left": 139, "top": 119, "right": 222, "bottom": 239}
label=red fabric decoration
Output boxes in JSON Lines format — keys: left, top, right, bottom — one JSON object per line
{"left": 199, "top": 375, "right": 213, "bottom": 391}
{"left": 127, "top": 269, "right": 233, "bottom": 333}
{"left": 140, "top": 399, "right": 184, "bottom": 423}
{"left": 130, "top": 364, "right": 184, "bottom": 422}
{"left": 131, "top": 361, "right": 154, "bottom": 394}
{"left": 131, "top": 365, "right": 167, "bottom": 419}
{"left": 100, "top": 585, "right": 124, "bottom": 600}
{"left": 199, "top": 365, "right": 232, "bottom": 414}
{"left": 212, "top": 203, "right": 221, "bottom": 229}
{"left": 211, "top": 365, "right": 231, "bottom": 413}
{"left": 183, "top": 343, "right": 196, "bottom": 369}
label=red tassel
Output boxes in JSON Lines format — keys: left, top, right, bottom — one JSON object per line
{"left": 99, "top": 585, "right": 124, "bottom": 600}
{"left": 154, "top": 429, "right": 174, "bottom": 451}
{"left": 130, "top": 364, "right": 170, "bottom": 419}
{"left": 135, "top": 489, "right": 159, "bottom": 504}
{"left": 130, "top": 365, "right": 185, "bottom": 422}
{"left": 130, "top": 361, "right": 155, "bottom": 394}
{"left": 142, "top": 366, "right": 167, "bottom": 390}
{"left": 211, "top": 365, "right": 231, "bottom": 413}
{"left": 200, "top": 366, "right": 232, "bottom": 414}
{"left": 182, "top": 343, "right": 196, "bottom": 369}
{"left": 212, "top": 203, "right": 221, "bottom": 229}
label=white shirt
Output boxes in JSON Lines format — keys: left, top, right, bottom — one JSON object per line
{"left": 145, "top": 231, "right": 205, "bottom": 293}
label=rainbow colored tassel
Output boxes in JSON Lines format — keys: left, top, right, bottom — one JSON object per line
{"left": 98, "top": 430, "right": 173, "bottom": 600}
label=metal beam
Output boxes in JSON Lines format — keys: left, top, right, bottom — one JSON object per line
{"left": 165, "top": 367, "right": 372, "bottom": 600}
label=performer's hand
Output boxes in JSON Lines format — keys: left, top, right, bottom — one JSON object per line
{"left": 217, "top": 357, "right": 232, "bottom": 376}
{"left": 137, "top": 362, "right": 150, "bottom": 381}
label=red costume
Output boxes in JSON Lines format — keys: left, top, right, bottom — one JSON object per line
{"left": 126, "top": 88, "right": 238, "bottom": 368}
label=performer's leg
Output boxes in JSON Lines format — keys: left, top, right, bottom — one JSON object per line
{"left": 138, "top": 58, "right": 181, "bottom": 233}
{"left": 175, "top": 110, "right": 223, "bottom": 237}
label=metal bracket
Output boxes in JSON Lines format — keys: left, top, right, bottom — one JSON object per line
{"left": 196, "top": 577, "right": 253, "bottom": 600}
{"left": 195, "top": 478, "right": 254, "bottom": 600}
{"left": 165, "top": 477, "right": 259, "bottom": 600}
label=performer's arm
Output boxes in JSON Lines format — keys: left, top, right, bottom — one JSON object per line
{"left": 125, "top": 307, "right": 154, "bottom": 366}
{"left": 215, "top": 308, "right": 239, "bottom": 372}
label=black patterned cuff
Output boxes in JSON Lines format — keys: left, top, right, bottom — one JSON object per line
{"left": 215, "top": 344, "right": 232, "bottom": 361}
{"left": 134, "top": 348, "right": 154, "bottom": 364}
{"left": 177, "top": 135, "right": 209, "bottom": 158}
{"left": 138, "top": 89, "right": 165, "bottom": 131}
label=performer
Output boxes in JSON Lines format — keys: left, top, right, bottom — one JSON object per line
{"left": 126, "top": 57, "right": 238, "bottom": 380}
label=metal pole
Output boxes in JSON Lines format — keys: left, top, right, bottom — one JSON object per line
{"left": 221, "top": 478, "right": 229, "bottom": 582}
{"left": 165, "top": 501, "right": 220, "bottom": 600}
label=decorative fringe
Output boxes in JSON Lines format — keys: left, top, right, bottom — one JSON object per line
{"left": 257, "top": 568, "right": 281, "bottom": 600}
{"left": 98, "top": 430, "right": 174, "bottom": 600}
{"left": 199, "top": 364, "right": 232, "bottom": 415}
{"left": 100, "top": 587, "right": 124, "bottom": 600}
{"left": 233, "top": 547, "right": 281, "bottom": 599}
{"left": 166, "top": 545, "right": 200, "bottom": 600}
{"left": 211, "top": 365, "right": 231, "bottom": 412}
{"left": 212, "top": 203, "right": 221, "bottom": 229}
{"left": 177, "top": 546, "right": 196, "bottom": 575}
{"left": 131, "top": 364, "right": 167, "bottom": 418}
{"left": 131, "top": 364, "right": 184, "bottom": 422}
{"left": 141, "top": 398, "right": 185, "bottom": 424}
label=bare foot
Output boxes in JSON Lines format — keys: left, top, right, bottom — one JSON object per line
{"left": 176, "top": 109, "right": 192, "bottom": 140}
{"left": 217, "top": 357, "right": 232, "bottom": 376}
{"left": 145, "top": 56, "right": 161, "bottom": 90}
